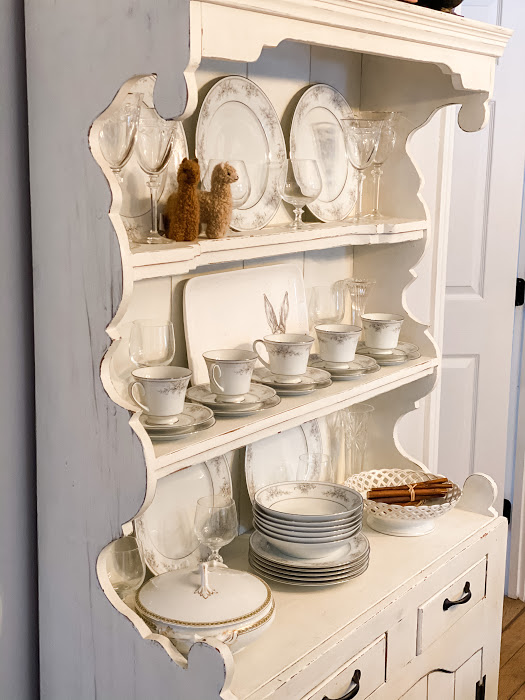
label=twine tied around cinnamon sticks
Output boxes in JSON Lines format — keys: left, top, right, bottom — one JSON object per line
{"left": 367, "top": 477, "right": 453, "bottom": 506}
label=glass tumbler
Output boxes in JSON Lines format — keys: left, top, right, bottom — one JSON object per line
{"left": 107, "top": 536, "right": 146, "bottom": 600}
{"left": 343, "top": 403, "right": 375, "bottom": 477}
{"left": 345, "top": 278, "right": 376, "bottom": 328}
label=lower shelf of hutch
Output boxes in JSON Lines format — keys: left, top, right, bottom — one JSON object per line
{"left": 140, "top": 355, "right": 438, "bottom": 477}
{"left": 223, "top": 510, "right": 506, "bottom": 700}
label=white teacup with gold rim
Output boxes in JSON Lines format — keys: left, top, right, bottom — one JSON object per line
{"left": 130, "top": 366, "right": 192, "bottom": 425}
{"left": 315, "top": 324, "right": 362, "bottom": 368}
{"left": 252, "top": 333, "right": 314, "bottom": 384}
{"left": 361, "top": 313, "right": 404, "bottom": 354}
{"left": 203, "top": 349, "right": 258, "bottom": 403}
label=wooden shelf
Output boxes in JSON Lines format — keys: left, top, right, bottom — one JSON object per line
{"left": 129, "top": 218, "right": 426, "bottom": 280}
{"left": 132, "top": 355, "right": 438, "bottom": 478}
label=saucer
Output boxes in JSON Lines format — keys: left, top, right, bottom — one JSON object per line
{"left": 309, "top": 354, "right": 380, "bottom": 377}
{"left": 186, "top": 383, "right": 276, "bottom": 411}
{"left": 252, "top": 367, "right": 331, "bottom": 394}
{"left": 146, "top": 417, "right": 216, "bottom": 441}
{"left": 140, "top": 403, "right": 214, "bottom": 432}
{"left": 212, "top": 394, "right": 281, "bottom": 417}
{"left": 356, "top": 342, "right": 420, "bottom": 366}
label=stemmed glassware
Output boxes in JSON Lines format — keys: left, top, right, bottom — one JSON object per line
{"left": 344, "top": 278, "right": 376, "bottom": 327}
{"left": 136, "top": 118, "right": 176, "bottom": 244}
{"left": 194, "top": 496, "right": 238, "bottom": 567}
{"left": 99, "top": 93, "right": 142, "bottom": 184}
{"left": 107, "top": 536, "right": 146, "bottom": 600}
{"left": 129, "top": 319, "right": 175, "bottom": 368}
{"left": 342, "top": 118, "right": 382, "bottom": 222}
{"left": 278, "top": 159, "right": 322, "bottom": 230}
{"left": 202, "top": 159, "right": 251, "bottom": 209}
{"left": 365, "top": 112, "right": 397, "bottom": 219}
{"left": 307, "top": 281, "right": 346, "bottom": 330}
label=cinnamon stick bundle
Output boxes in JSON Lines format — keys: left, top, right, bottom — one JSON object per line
{"left": 367, "top": 477, "right": 454, "bottom": 506}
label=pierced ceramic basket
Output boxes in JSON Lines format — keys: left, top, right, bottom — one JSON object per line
{"left": 345, "top": 469, "right": 462, "bottom": 537}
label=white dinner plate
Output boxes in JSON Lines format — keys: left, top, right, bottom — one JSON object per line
{"left": 196, "top": 76, "right": 286, "bottom": 231}
{"left": 135, "top": 455, "right": 232, "bottom": 575}
{"left": 290, "top": 84, "right": 356, "bottom": 222}
{"left": 248, "top": 549, "right": 369, "bottom": 576}
{"left": 249, "top": 559, "right": 369, "bottom": 586}
{"left": 245, "top": 420, "right": 323, "bottom": 502}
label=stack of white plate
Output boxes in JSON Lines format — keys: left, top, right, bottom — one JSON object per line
{"left": 250, "top": 482, "right": 369, "bottom": 585}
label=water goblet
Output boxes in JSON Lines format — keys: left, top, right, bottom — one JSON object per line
{"left": 129, "top": 319, "right": 175, "bottom": 368}
{"left": 307, "top": 281, "right": 346, "bottom": 330}
{"left": 136, "top": 118, "right": 176, "bottom": 244}
{"left": 99, "top": 93, "right": 142, "bottom": 184}
{"left": 107, "top": 536, "right": 146, "bottom": 600}
{"left": 342, "top": 118, "right": 382, "bottom": 222}
{"left": 278, "top": 159, "right": 322, "bottom": 230}
{"left": 202, "top": 159, "right": 251, "bottom": 209}
{"left": 344, "top": 278, "right": 376, "bottom": 327}
{"left": 360, "top": 112, "right": 398, "bottom": 219}
{"left": 194, "top": 496, "right": 238, "bottom": 567}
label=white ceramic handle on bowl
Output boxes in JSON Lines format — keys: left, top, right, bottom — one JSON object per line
{"left": 130, "top": 381, "right": 149, "bottom": 412}
{"left": 252, "top": 339, "right": 271, "bottom": 370}
{"left": 211, "top": 364, "right": 225, "bottom": 392}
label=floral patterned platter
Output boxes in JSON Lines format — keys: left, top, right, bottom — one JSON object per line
{"left": 290, "top": 84, "right": 356, "bottom": 223}
{"left": 245, "top": 420, "right": 323, "bottom": 502}
{"left": 254, "top": 481, "right": 363, "bottom": 522}
{"left": 196, "top": 75, "right": 286, "bottom": 231}
{"left": 135, "top": 455, "right": 232, "bottom": 575}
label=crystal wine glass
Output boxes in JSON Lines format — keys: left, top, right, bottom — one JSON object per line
{"left": 344, "top": 278, "right": 376, "bottom": 327}
{"left": 107, "top": 536, "right": 146, "bottom": 600}
{"left": 278, "top": 159, "right": 322, "bottom": 230}
{"left": 99, "top": 93, "right": 142, "bottom": 184}
{"left": 194, "top": 496, "right": 238, "bottom": 567}
{"left": 307, "top": 281, "right": 346, "bottom": 330}
{"left": 360, "top": 112, "right": 398, "bottom": 219}
{"left": 202, "top": 159, "right": 251, "bottom": 209}
{"left": 136, "top": 118, "right": 176, "bottom": 244}
{"left": 342, "top": 118, "right": 383, "bottom": 222}
{"left": 129, "top": 319, "right": 175, "bottom": 367}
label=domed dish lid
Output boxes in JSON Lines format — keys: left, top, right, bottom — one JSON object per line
{"left": 137, "top": 563, "right": 272, "bottom": 629}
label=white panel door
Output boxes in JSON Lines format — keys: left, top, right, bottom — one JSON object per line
{"left": 438, "top": 0, "right": 525, "bottom": 510}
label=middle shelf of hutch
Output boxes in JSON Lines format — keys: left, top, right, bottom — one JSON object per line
{"left": 134, "top": 354, "right": 438, "bottom": 477}
{"left": 129, "top": 218, "right": 426, "bottom": 280}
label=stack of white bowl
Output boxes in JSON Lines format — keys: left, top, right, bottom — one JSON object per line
{"left": 250, "top": 481, "right": 369, "bottom": 586}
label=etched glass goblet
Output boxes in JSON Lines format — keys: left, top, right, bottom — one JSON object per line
{"left": 99, "top": 93, "right": 142, "bottom": 184}
{"left": 194, "top": 496, "right": 238, "bottom": 567}
{"left": 278, "top": 159, "right": 322, "bottom": 230}
{"left": 342, "top": 118, "right": 382, "bottom": 222}
{"left": 360, "top": 112, "right": 398, "bottom": 219}
{"left": 307, "top": 282, "right": 346, "bottom": 330}
{"left": 202, "top": 159, "right": 251, "bottom": 209}
{"left": 136, "top": 118, "right": 176, "bottom": 244}
{"left": 344, "top": 278, "right": 376, "bottom": 328}
{"left": 343, "top": 403, "right": 375, "bottom": 478}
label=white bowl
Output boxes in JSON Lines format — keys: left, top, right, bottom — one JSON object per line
{"left": 253, "top": 503, "right": 362, "bottom": 529}
{"left": 261, "top": 533, "right": 350, "bottom": 560}
{"left": 254, "top": 516, "right": 360, "bottom": 540}
{"left": 255, "top": 481, "right": 362, "bottom": 522}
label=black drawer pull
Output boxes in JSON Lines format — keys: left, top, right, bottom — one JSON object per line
{"left": 322, "top": 670, "right": 361, "bottom": 700}
{"left": 443, "top": 581, "right": 471, "bottom": 611}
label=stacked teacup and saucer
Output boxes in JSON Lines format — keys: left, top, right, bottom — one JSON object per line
{"left": 251, "top": 333, "right": 331, "bottom": 396}
{"left": 309, "top": 324, "right": 380, "bottom": 380}
{"left": 186, "top": 350, "right": 281, "bottom": 417}
{"left": 356, "top": 314, "right": 421, "bottom": 366}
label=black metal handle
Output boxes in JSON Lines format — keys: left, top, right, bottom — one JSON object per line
{"left": 322, "top": 670, "right": 361, "bottom": 700}
{"left": 443, "top": 581, "right": 471, "bottom": 611}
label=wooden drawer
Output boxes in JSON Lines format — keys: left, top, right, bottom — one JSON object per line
{"left": 416, "top": 557, "right": 487, "bottom": 655}
{"left": 303, "top": 635, "right": 386, "bottom": 700}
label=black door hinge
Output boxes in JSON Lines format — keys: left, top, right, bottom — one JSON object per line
{"left": 516, "top": 278, "right": 525, "bottom": 306}
{"left": 504, "top": 499, "right": 512, "bottom": 523}
{"left": 476, "top": 675, "right": 486, "bottom": 700}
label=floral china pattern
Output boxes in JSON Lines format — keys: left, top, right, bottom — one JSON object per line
{"left": 256, "top": 481, "right": 362, "bottom": 512}
{"left": 196, "top": 75, "right": 286, "bottom": 231}
{"left": 290, "top": 84, "right": 356, "bottom": 223}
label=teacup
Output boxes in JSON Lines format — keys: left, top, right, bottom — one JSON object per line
{"left": 361, "top": 313, "right": 404, "bottom": 354}
{"left": 203, "top": 349, "right": 257, "bottom": 403}
{"left": 130, "top": 366, "right": 192, "bottom": 425}
{"left": 253, "top": 333, "right": 314, "bottom": 384}
{"left": 315, "top": 324, "right": 362, "bottom": 367}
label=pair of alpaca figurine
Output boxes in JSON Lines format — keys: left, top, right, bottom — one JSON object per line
{"left": 165, "top": 158, "right": 238, "bottom": 241}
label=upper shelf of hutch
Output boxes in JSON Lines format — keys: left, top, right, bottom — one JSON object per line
{"left": 134, "top": 354, "right": 437, "bottom": 478}
{"left": 130, "top": 218, "right": 426, "bottom": 280}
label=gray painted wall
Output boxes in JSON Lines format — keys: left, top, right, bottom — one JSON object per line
{"left": 0, "top": 0, "right": 38, "bottom": 699}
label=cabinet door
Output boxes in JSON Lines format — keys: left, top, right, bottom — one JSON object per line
{"left": 427, "top": 650, "right": 482, "bottom": 700}
{"left": 400, "top": 678, "right": 428, "bottom": 700}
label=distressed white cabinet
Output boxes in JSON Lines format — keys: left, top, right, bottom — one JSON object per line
{"left": 26, "top": 1, "right": 511, "bottom": 699}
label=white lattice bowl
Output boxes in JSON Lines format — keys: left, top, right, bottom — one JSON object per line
{"left": 345, "top": 469, "right": 462, "bottom": 537}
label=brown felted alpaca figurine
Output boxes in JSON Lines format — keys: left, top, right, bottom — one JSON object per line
{"left": 165, "top": 158, "right": 201, "bottom": 242}
{"left": 199, "top": 162, "right": 238, "bottom": 239}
